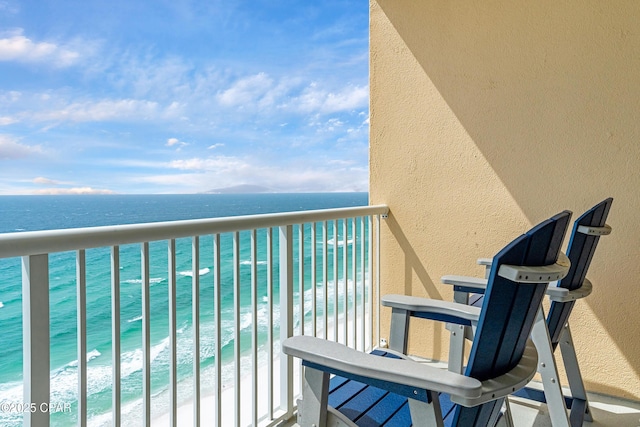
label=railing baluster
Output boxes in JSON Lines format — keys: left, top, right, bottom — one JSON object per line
{"left": 192, "top": 236, "right": 201, "bottom": 427}
{"left": 22, "top": 253, "right": 50, "bottom": 427}
{"left": 77, "top": 250, "right": 87, "bottom": 427}
{"left": 168, "top": 239, "right": 178, "bottom": 427}
{"left": 298, "top": 224, "right": 304, "bottom": 336}
{"left": 333, "top": 220, "right": 338, "bottom": 343}
{"left": 233, "top": 231, "right": 241, "bottom": 426}
{"left": 251, "top": 229, "right": 258, "bottom": 427}
{"left": 360, "top": 217, "right": 366, "bottom": 351}
{"left": 352, "top": 218, "right": 357, "bottom": 349}
{"left": 376, "top": 215, "right": 381, "bottom": 348}
{"left": 368, "top": 216, "right": 373, "bottom": 351}
{"left": 213, "top": 234, "right": 222, "bottom": 427}
{"left": 322, "top": 221, "right": 328, "bottom": 340}
{"left": 298, "top": 223, "right": 306, "bottom": 395}
{"left": 279, "top": 225, "right": 294, "bottom": 419}
{"left": 111, "top": 246, "right": 121, "bottom": 426}
{"left": 311, "top": 222, "right": 317, "bottom": 337}
{"left": 141, "top": 243, "right": 151, "bottom": 427}
{"left": 343, "top": 219, "right": 348, "bottom": 345}
{"left": 266, "top": 228, "right": 274, "bottom": 420}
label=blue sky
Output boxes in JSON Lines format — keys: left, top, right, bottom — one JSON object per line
{"left": 0, "top": 0, "right": 369, "bottom": 194}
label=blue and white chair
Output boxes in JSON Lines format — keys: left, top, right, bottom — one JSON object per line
{"left": 444, "top": 198, "right": 613, "bottom": 426}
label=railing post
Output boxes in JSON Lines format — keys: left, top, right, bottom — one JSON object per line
{"left": 22, "top": 254, "right": 50, "bottom": 427}
{"left": 77, "top": 250, "right": 87, "bottom": 427}
{"left": 279, "top": 225, "right": 294, "bottom": 418}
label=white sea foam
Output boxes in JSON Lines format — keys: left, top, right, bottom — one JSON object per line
{"left": 178, "top": 267, "right": 210, "bottom": 277}
{"left": 128, "top": 315, "right": 143, "bottom": 322}
{"left": 326, "top": 238, "right": 355, "bottom": 246}
{"left": 240, "top": 260, "right": 268, "bottom": 266}
{"left": 68, "top": 349, "right": 102, "bottom": 367}
{"left": 124, "top": 277, "right": 165, "bottom": 285}
{"left": 0, "top": 301, "right": 3, "bottom": 309}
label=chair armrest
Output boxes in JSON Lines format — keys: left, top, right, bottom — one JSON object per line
{"left": 381, "top": 294, "right": 481, "bottom": 324}
{"left": 441, "top": 275, "right": 488, "bottom": 291}
{"left": 477, "top": 258, "right": 493, "bottom": 266}
{"left": 445, "top": 252, "right": 570, "bottom": 292}
{"left": 283, "top": 335, "right": 483, "bottom": 400}
{"left": 577, "top": 224, "right": 612, "bottom": 236}
{"left": 451, "top": 339, "right": 539, "bottom": 407}
{"left": 546, "top": 278, "right": 593, "bottom": 302}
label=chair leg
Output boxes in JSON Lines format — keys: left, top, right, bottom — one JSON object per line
{"left": 559, "top": 323, "right": 593, "bottom": 423}
{"left": 299, "top": 366, "right": 330, "bottom": 427}
{"left": 389, "top": 307, "right": 410, "bottom": 353}
{"left": 448, "top": 290, "right": 469, "bottom": 374}
{"left": 530, "top": 308, "right": 571, "bottom": 427}
{"left": 408, "top": 391, "right": 444, "bottom": 427}
{"left": 501, "top": 398, "right": 515, "bottom": 427}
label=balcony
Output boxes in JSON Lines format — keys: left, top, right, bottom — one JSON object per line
{"left": 2, "top": 204, "right": 640, "bottom": 427}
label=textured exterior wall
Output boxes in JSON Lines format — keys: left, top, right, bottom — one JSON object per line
{"left": 369, "top": 0, "right": 640, "bottom": 400}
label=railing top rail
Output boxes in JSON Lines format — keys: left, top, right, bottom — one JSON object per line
{"left": 0, "top": 204, "right": 388, "bottom": 258}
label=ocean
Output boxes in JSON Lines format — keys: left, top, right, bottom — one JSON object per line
{"left": 0, "top": 193, "right": 369, "bottom": 426}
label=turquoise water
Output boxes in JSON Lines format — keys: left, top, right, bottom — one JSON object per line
{"left": 0, "top": 193, "right": 369, "bottom": 426}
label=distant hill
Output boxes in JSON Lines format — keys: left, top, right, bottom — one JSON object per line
{"left": 204, "top": 184, "right": 274, "bottom": 194}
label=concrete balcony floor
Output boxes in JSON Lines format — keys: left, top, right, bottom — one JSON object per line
{"left": 506, "top": 387, "right": 640, "bottom": 426}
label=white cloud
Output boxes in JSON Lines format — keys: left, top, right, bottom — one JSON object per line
{"left": 323, "top": 85, "right": 368, "bottom": 112}
{"left": 217, "top": 72, "right": 275, "bottom": 107}
{"left": 32, "top": 98, "right": 162, "bottom": 123}
{"left": 207, "top": 143, "right": 224, "bottom": 149}
{"left": 215, "top": 73, "right": 367, "bottom": 117}
{"left": 33, "top": 177, "right": 60, "bottom": 185}
{"left": 0, "top": 31, "right": 81, "bottom": 67}
{"left": 31, "top": 187, "right": 115, "bottom": 195}
{"left": 293, "top": 83, "right": 368, "bottom": 114}
{"left": 168, "top": 156, "right": 248, "bottom": 172}
{"left": 0, "top": 116, "right": 18, "bottom": 125}
{"left": 133, "top": 154, "right": 368, "bottom": 193}
{"left": 0, "top": 2, "right": 18, "bottom": 14}
{"left": 166, "top": 137, "right": 188, "bottom": 149}
{"left": 0, "top": 135, "right": 42, "bottom": 159}
{"left": 115, "top": 55, "right": 193, "bottom": 99}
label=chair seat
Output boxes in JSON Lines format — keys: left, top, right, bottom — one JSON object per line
{"left": 327, "top": 350, "right": 457, "bottom": 427}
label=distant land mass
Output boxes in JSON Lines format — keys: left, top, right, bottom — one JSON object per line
{"left": 204, "top": 184, "right": 274, "bottom": 194}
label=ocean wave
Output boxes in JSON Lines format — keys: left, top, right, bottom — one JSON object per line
{"left": 0, "top": 301, "right": 3, "bottom": 309}
{"left": 46, "top": 338, "right": 173, "bottom": 405}
{"left": 68, "top": 349, "right": 102, "bottom": 367}
{"left": 123, "top": 277, "right": 165, "bottom": 285}
{"left": 240, "top": 260, "right": 268, "bottom": 266}
{"left": 326, "top": 238, "right": 354, "bottom": 246}
{"left": 178, "top": 267, "right": 210, "bottom": 277}
{"left": 127, "top": 315, "right": 143, "bottom": 323}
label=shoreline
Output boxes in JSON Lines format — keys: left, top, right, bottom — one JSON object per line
{"left": 151, "top": 352, "right": 297, "bottom": 427}
{"left": 151, "top": 313, "right": 368, "bottom": 426}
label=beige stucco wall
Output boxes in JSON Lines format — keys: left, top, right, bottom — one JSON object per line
{"left": 369, "top": 0, "right": 640, "bottom": 400}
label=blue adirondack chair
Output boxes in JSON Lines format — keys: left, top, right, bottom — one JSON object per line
{"left": 444, "top": 198, "right": 613, "bottom": 427}
{"left": 283, "top": 211, "right": 572, "bottom": 426}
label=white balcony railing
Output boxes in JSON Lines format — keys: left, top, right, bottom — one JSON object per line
{"left": 0, "top": 204, "right": 388, "bottom": 427}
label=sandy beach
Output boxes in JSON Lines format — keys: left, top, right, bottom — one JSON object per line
{"left": 151, "top": 313, "right": 369, "bottom": 426}
{"left": 151, "top": 353, "right": 298, "bottom": 426}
